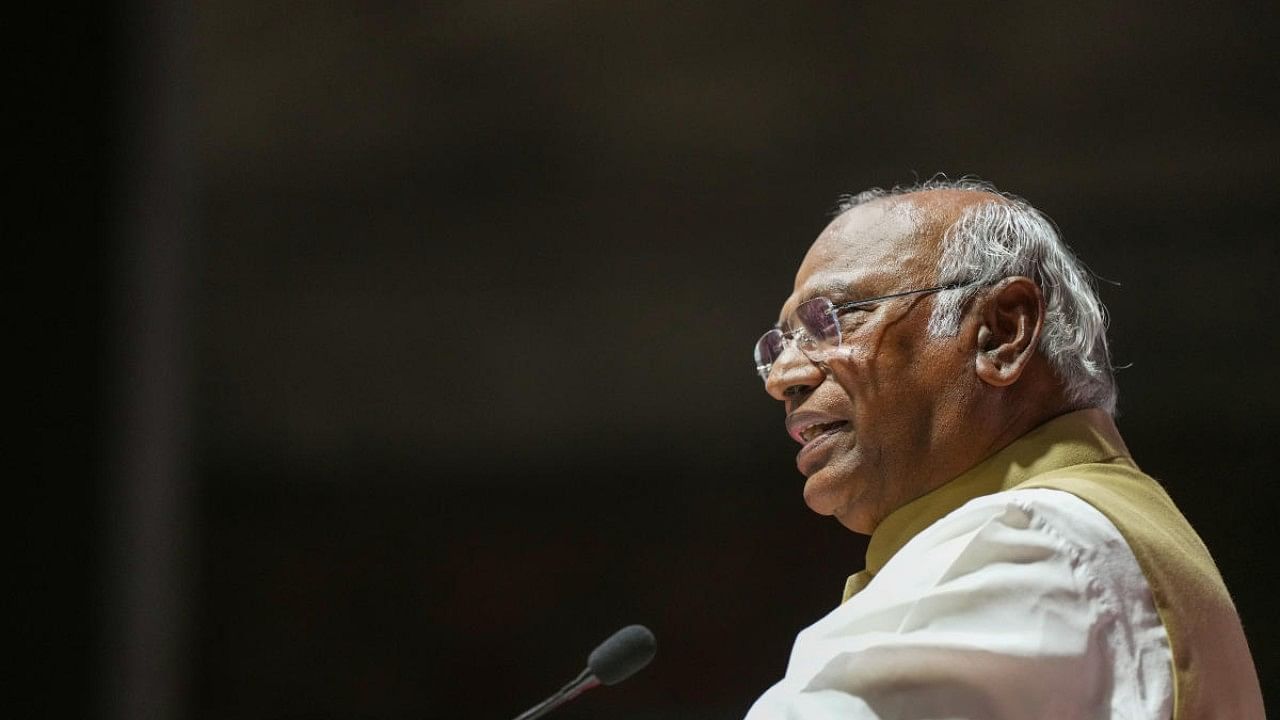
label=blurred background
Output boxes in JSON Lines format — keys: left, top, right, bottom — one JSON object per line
{"left": 26, "top": 1, "right": 1279, "bottom": 718}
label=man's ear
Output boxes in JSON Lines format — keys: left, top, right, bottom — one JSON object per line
{"left": 974, "top": 276, "right": 1044, "bottom": 387}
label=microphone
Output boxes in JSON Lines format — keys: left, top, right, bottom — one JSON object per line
{"left": 511, "top": 624, "right": 657, "bottom": 720}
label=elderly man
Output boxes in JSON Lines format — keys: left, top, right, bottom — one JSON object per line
{"left": 745, "top": 180, "right": 1263, "bottom": 719}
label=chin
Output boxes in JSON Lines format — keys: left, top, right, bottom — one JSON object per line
{"left": 802, "top": 464, "right": 875, "bottom": 534}
{"left": 801, "top": 467, "right": 847, "bottom": 517}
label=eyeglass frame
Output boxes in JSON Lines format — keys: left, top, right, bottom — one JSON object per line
{"left": 754, "top": 280, "right": 978, "bottom": 382}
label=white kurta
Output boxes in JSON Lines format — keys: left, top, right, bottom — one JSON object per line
{"left": 745, "top": 488, "right": 1173, "bottom": 719}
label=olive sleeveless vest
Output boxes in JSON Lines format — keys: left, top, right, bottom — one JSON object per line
{"left": 842, "top": 409, "right": 1264, "bottom": 718}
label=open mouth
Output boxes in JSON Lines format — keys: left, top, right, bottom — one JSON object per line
{"left": 799, "top": 420, "right": 848, "bottom": 444}
{"left": 793, "top": 418, "right": 851, "bottom": 475}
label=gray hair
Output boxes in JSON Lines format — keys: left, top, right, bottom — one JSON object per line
{"left": 836, "top": 178, "right": 1118, "bottom": 415}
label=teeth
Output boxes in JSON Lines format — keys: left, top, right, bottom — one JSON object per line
{"left": 801, "top": 421, "right": 842, "bottom": 443}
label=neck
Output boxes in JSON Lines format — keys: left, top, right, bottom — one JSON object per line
{"left": 968, "top": 379, "right": 1078, "bottom": 474}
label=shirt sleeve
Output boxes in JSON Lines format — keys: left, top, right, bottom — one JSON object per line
{"left": 744, "top": 489, "right": 1173, "bottom": 720}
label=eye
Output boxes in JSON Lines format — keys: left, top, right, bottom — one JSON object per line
{"left": 838, "top": 303, "right": 874, "bottom": 316}
{"left": 834, "top": 305, "right": 875, "bottom": 333}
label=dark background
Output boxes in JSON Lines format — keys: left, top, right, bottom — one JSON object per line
{"left": 28, "top": 2, "right": 1279, "bottom": 718}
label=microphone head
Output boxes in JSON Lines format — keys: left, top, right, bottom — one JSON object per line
{"left": 586, "top": 624, "right": 656, "bottom": 686}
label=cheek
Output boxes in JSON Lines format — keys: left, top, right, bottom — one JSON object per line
{"left": 848, "top": 336, "right": 917, "bottom": 396}
{"left": 850, "top": 339, "right": 945, "bottom": 440}
{"left": 827, "top": 335, "right": 890, "bottom": 387}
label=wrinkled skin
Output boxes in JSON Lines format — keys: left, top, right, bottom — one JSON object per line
{"left": 765, "top": 190, "right": 1070, "bottom": 534}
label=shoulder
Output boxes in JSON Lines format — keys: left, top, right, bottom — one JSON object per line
{"left": 888, "top": 488, "right": 1131, "bottom": 563}
{"left": 952, "top": 487, "right": 1130, "bottom": 554}
{"left": 869, "top": 488, "right": 1153, "bottom": 613}
{"left": 785, "top": 487, "right": 1173, "bottom": 718}
{"left": 920, "top": 487, "right": 1142, "bottom": 575}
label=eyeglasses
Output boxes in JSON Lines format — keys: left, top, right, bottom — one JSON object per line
{"left": 753, "top": 282, "right": 972, "bottom": 382}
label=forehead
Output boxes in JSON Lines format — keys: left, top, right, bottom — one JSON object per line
{"left": 780, "top": 198, "right": 940, "bottom": 317}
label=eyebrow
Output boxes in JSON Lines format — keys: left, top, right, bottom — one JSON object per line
{"left": 800, "top": 280, "right": 871, "bottom": 306}
{"left": 776, "top": 280, "right": 871, "bottom": 329}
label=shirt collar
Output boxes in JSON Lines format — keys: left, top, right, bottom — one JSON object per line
{"left": 862, "top": 408, "right": 1133, "bottom": 576}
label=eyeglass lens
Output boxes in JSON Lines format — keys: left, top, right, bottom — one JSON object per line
{"left": 754, "top": 297, "right": 842, "bottom": 380}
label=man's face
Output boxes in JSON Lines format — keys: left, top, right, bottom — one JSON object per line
{"left": 766, "top": 197, "right": 973, "bottom": 534}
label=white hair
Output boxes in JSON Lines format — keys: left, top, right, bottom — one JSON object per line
{"left": 837, "top": 178, "right": 1118, "bottom": 415}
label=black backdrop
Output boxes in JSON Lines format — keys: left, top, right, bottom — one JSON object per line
{"left": 27, "top": 2, "right": 1279, "bottom": 718}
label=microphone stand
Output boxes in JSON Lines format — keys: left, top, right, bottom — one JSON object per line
{"left": 512, "top": 668, "right": 602, "bottom": 720}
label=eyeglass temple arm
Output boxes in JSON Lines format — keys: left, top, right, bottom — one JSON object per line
{"left": 831, "top": 281, "right": 975, "bottom": 311}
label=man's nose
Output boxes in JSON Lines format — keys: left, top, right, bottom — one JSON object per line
{"left": 764, "top": 343, "right": 824, "bottom": 401}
